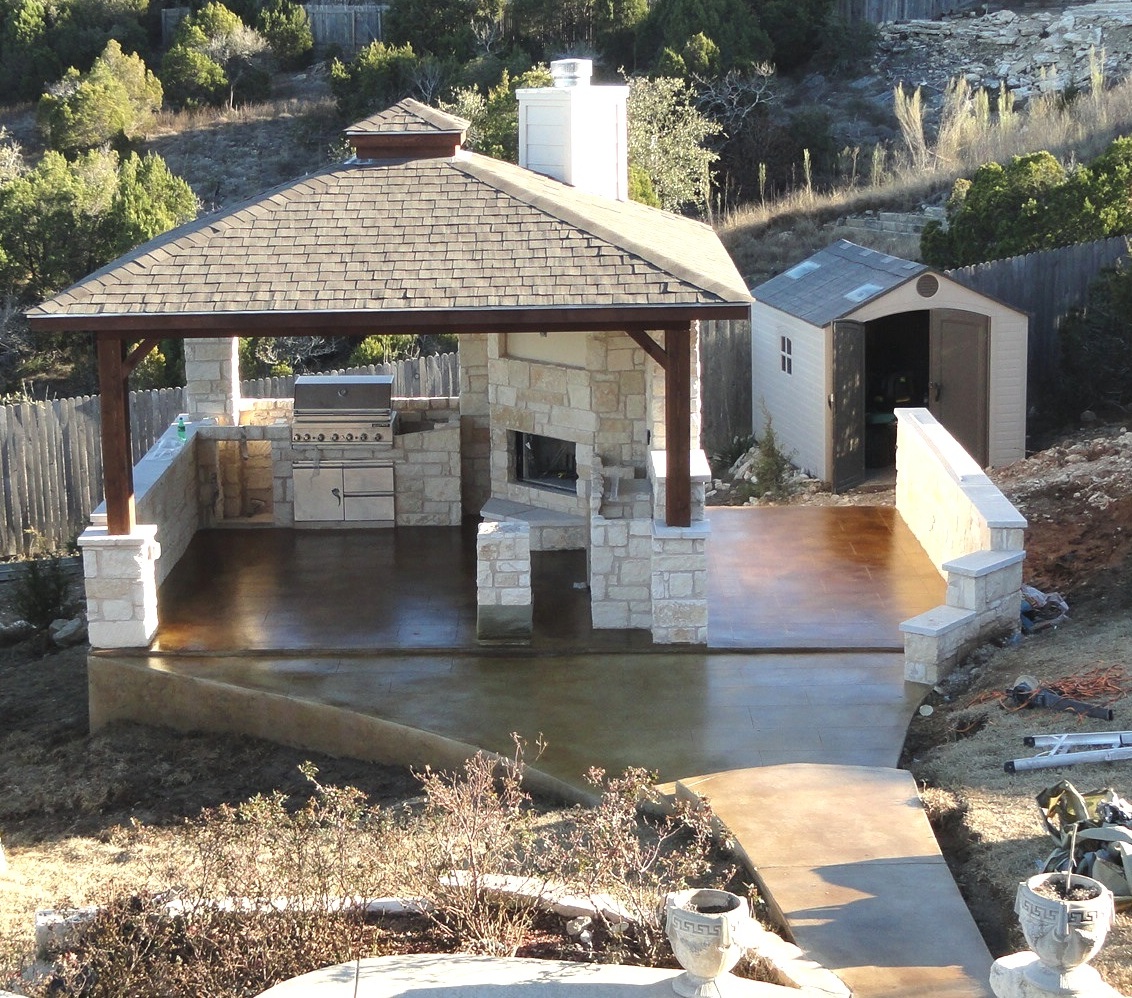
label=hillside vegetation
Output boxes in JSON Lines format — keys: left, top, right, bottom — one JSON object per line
{"left": 2, "top": 0, "right": 1132, "bottom": 398}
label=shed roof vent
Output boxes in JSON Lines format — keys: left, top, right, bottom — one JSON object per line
{"left": 916, "top": 274, "right": 940, "bottom": 297}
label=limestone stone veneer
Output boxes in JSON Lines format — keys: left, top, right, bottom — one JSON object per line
{"left": 79, "top": 523, "right": 160, "bottom": 648}
{"left": 896, "top": 408, "right": 1027, "bottom": 684}
{"left": 477, "top": 521, "right": 532, "bottom": 641}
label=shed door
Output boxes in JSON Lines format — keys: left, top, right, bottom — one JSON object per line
{"left": 831, "top": 320, "right": 866, "bottom": 492}
{"left": 929, "top": 310, "right": 989, "bottom": 467}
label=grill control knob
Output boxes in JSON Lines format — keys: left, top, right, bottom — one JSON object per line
{"left": 331, "top": 433, "right": 340, "bottom": 441}
{"left": 360, "top": 432, "right": 368, "bottom": 441}
{"left": 316, "top": 433, "right": 325, "bottom": 442}
{"left": 345, "top": 433, "right": 354, "bottom": 441}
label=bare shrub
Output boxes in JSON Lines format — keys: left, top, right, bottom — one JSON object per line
{"left": 549, "top": 766, "right": 729, "bottom": 965}
{"left": 16, "top": 752, "right": 748, "bottom": 994}
{"left": 398, "top": 741, "right": 546, "bottom": 956}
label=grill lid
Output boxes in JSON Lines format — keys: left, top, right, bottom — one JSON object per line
{"left": 294, "top": 375, "right": 393, "bottom": 412}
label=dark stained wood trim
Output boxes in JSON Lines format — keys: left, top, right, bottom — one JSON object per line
{"left": 29, "top": 303, "right": 751, "bottom": 336}
{"left": 97, "top": 337, "right": 135, "bottom": 535}
{"left": 625, "top": 328, "right": 668, "bottom": 369}
{"left": 123, "top": 337, "right": 161, "bottom": 377}
{"left": 664, "top": 324, "right": 692, "bottom": 528}
{"left": 348, "top": 134, "right": 464, "bottom": 159}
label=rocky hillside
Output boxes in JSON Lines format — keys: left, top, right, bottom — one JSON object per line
{"left": 878, "top": 1, "right": 1132, "bottom": 103}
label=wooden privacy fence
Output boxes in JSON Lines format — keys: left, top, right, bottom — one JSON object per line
{"left": 163, "top": 4, "right": 386, "bottom": 49}
{"left": 946, "top": 236, "right": 1131, "bottom": 393}
{"left": 699, "top": 318, "right": 752, "bottom": 460}
{"left": 837, "top": 0, "right": 969, "bottom": 22}
{"left": 303, "top": 4, "right": 387, "bottom": 51}
{"left": 241, "top": 353, "right": 460, "bottom": 400}
{"left": 0, "top": 388, "right": 184, "bottom": 558}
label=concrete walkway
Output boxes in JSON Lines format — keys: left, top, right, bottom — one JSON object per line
{"left": 253, "top": 954, "right": 802, "bottom": 998}
{"left": 91, "top": 508, "right": 994, "bottom": 996}
{"left": 680, "top": 766, "right": 993, "bottom": 998}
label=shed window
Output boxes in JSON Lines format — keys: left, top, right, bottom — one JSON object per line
{"left": 780, "top": 336, "right": 793, "bottom": 375}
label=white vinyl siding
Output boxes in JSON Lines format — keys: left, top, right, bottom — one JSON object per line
{"left": 751, "top": 302, "right": 827, "bottom": 478}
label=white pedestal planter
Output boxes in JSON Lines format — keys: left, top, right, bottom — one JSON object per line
{"left": 664, "top": 889, "right": 755, "bottom": 998}
{"left": 990, "top": 872, "right": 1119, "bottom": 998}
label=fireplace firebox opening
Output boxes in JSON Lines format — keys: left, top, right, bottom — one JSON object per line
{"left": 512, "top": 431, "right": 578, "bottom": 494}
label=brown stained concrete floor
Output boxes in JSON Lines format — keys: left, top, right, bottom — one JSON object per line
{"left": 138, "top": 505, "right": 947, "bottom": 783}
{"left": 95, "top": 506, "right": 990, "bottom": 997}
{"left": 152, "top": 507, "right": 944, "bottom": 656}
{"left": 707, "top": 507, "right": 944, "bottom": 650}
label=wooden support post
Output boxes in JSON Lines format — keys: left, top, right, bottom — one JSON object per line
{"left": 665, "top": 324, "right": 692, "bottom": 528}
{"left": 97, "top": 335, "right": 136, "bottom": 535}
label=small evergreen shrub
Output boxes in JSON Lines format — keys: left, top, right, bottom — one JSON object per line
{"left": 753, "top": 412, "right": 793, "bottom": 499}
{"left": 12, "top": 555, "right": 73, "bottom": 629}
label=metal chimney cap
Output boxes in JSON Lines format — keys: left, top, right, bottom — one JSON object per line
{"left": 551, "top": 59, "right": 592, "bottom": 87}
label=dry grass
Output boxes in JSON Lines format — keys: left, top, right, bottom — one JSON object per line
{"left": 144, "top": 92, "right": 340, "bottom": 211}
{"left": 909, "top": 614, "right": 1132, "bottom": 992}
{"left": 718, "top": 72, "right": 1132, "bottom": 282}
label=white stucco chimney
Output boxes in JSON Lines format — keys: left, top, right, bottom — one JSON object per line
{"left": 516, "top": 59, "right": 629, "bottom": 202}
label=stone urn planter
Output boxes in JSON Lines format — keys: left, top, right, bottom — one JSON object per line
{"left": 1014, "top": 871, "right": 1115, "bottom": 995}
{"left": 664, "top": 889, "right": 754, "bottom": 997}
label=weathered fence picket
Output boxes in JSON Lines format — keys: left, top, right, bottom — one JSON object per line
{"left": 837, "top": 0, "right": 968, "bottom": 22}
{"left": 0, "top": 388, "right": 186, "bottom": 557}
{"left": 239, "top": 353, "right": 460, "bottom": 400}
{"left": 699, "top": 318, "right": 753, "bottom": 460}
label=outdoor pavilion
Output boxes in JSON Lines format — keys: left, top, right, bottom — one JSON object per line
{"left": 26, "top": 99, "right": 752, "bottom": 540}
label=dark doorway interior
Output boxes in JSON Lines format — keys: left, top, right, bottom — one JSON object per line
{"left": 864, "top": 311, "right": 929, "bottom": 468}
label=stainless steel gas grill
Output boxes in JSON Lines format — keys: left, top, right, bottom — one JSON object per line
{"left": 291, "top": 375, "right": 397, "bottom": 525}
{"left": 291, "top": 374, "right": 396, "bottom": 445}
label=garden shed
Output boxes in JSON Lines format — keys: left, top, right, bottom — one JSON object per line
{"left": 750, "top": 240, "right": 1028, "bottom": 490}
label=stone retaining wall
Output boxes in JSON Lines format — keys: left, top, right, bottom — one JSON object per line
{"left": 895, "top": 408, "right": 1027, "bottom": 683}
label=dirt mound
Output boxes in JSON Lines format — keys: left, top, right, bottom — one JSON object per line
{"left": 990, "top": 425, "right": 1132, "bottom": 605}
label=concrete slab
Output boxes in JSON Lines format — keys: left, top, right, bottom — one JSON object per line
{"left": 92, "top": 651, "right": 922, "bottom": 789}
{"left": 252, "top": 954, "right": 811, "bottom": 998}
{"left": 678, "top": 765, "right": 994, "bottom": 998}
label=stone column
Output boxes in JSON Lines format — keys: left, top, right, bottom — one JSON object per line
{"left": 651, "top": 521, "right": 709, "bottom": 644}
{"left": 459, "top": 334, "right": 491, "bottom": 516}
{"left": 184, "top": 337, "right": 241, "bottom": 425}
{"left": 78, "top": 522, "right": 161, "bottom": 648}
{"left": 476, "top": 521, "right": 532, "bottom": 642}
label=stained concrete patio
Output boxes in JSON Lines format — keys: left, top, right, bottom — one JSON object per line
{"left": 90, "top": 506, "right": 993, "bottom": 997}
{"left": 150, "top": 506, "right": 944, "bottom": 656}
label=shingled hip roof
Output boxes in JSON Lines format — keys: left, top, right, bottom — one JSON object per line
{"left": 29, "top": 146, "right": 750, "bottom": 333}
